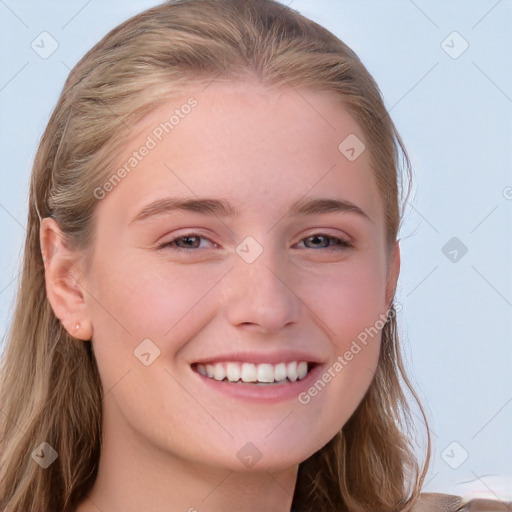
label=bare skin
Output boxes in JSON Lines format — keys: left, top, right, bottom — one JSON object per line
{"left": 41, "top": 81, "right": 399, "bottom": 512}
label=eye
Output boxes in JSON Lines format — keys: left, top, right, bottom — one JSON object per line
{"left": 297, "top": 233, "right": 353, "bottom": 251}
{"left": 157, "top": 232, "right": 353, "bottom": 254}
{"left": 158, "top": 234, "right": 217, "bottom": 253}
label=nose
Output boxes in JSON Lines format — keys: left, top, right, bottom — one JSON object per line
{"left": 223, "top": 243, "right": 302, "bottom": 334}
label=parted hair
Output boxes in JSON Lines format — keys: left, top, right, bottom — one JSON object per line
{"left": 0, "top": 1, "right": 430, "bottom": 511}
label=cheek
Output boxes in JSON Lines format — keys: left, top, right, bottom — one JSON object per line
{"left": 290, "top": 262, "right": 385, "bottom": 442}
{"left": 294, "top": 259, "right": 386, "bottom": 438}
{"left": 298, "top": 251, "right": 387, "bottom": 408}
{"left": 86, "top": 253, "right": 225, "bottom": 356}
{"left": 304, "top": 256, "right": 388, "bottom": 349}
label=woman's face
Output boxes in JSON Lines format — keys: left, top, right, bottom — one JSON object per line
{"left": 80, "top": 82, "right": 399, "bottom": 472}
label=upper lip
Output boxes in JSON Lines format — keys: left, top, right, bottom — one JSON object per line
{"left": 191, "top": 351, "right": 325, "bottom": 366}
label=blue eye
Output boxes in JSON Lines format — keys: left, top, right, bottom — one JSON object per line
{"left": 158, "top": 232, "right": 352, "bottom": 253}
{"left": 298, "top": 234, "right": 352, "bottom": 251}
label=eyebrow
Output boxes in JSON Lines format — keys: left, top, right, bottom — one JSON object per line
{"left": 130, "top": 196, "right": 372, "bottom": 224}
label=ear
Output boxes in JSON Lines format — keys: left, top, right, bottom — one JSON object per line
{"left": 385, "top": 240, "right": 400, "bottom": 308}
{"left": 40, "top": 217, "right": 93, "bottom": 341}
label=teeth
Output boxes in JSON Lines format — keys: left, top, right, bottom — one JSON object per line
{"left": 256, "top": 363, "right": 274, "bottom": 383}
{"left": 205, "top": 364, "right": 215, "bottom": 378}
{"left": 274, "top": 362, "right": 287, "bottom": 382}
{"left": 195, "top": 361, "right": 312, "bottom": 384}
{"left": 297, "top": 361, "right": 308, "bottom": 379}
{"left": 241, "top": 363, "right": 257, "bottom": 383}
{"left": 226, "top": 362, "right": 241, "bottom": 382}
{"left": 287, "top": 361, "right": 298, "bottom": 382}
{"left": 213, "top": 363, "right": 226, "bottom": 381}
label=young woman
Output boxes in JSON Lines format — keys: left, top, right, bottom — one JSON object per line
{"left": 1, "top": 1, "right": 508, "bottom": 511}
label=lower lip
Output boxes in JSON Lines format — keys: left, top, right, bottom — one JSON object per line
{"left": 191, "top": 363, "right": 325, "bottom": 404}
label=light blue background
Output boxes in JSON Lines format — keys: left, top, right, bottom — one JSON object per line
{"left": 1, "top": 0, "right": 511, "bottom": 502}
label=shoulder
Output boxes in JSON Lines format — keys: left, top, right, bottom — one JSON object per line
{"left": 413, "top": 493, "right": 463, "bottom": 511}
{"left": 414, "top": 492, "right": 512, "bottom": 511}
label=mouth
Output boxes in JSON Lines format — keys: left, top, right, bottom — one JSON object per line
{"left": 191, "top": 360, "right": 317, "bottom": 385}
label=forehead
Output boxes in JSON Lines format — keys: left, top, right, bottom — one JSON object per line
{"left": 97, "top": 81, "right": 384, "bottom": 227}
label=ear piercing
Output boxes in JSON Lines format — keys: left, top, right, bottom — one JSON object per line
{"left": 74, "top": 322, "right": 81, "bottom": 332}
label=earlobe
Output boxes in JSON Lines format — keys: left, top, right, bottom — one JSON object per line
{"left": 40, "top": 217, "right": 93, "bottom": 341}
{"left": 385, "top": 240, "right": 401, "bottom": 309}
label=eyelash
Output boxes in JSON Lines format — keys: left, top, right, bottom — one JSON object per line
{"left": 158, "top": 232, "right": 353, "bottom": 253}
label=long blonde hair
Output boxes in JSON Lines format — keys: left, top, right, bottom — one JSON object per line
{"left": 0, "top": 1, "right": 430, "bottom": 510}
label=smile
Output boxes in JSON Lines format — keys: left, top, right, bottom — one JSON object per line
{"left": 192, "top": 361, "right": 313, "bottom": 385}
